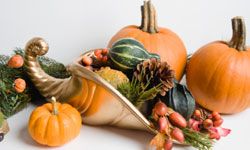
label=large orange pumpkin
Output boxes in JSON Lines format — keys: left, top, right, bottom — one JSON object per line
{"left": 28, "top": 97, "right": 82, "bottom": 146}
{"left": 108, "top": 0, "right": 187, "bottom": 81}
{"left": 186, "top": 17, "right": 250, "bottom": 114}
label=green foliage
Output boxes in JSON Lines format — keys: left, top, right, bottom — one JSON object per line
{"left": 14, "top": 48, "right": 70, "bottom": 78}
{"left": 117, "top": 76, "right": 161, "bottom": 109}
{"left": 183, "top": 128, "right": 214, "bottom": 150}
{"left": 0, "top": 54, "right": 31, "bottom": 117}
{"left": 0, "top": 48, "right": 70, "bottom": 118}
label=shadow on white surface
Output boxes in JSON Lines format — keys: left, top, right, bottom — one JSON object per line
{"left": 18, "top": 125, "right": 43, "bottom": 148}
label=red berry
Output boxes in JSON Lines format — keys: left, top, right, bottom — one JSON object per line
{"left": 193, "top": 110, "right": 201, "bottom": 119}
{"left": 169, "top": 112, "right": 187, "bottom": 128}
{"left": 164, "top": 139, "right": 173, "bottom": 150}
{"left": 82, "top": 56, "right": 92, "bottom": 66}
{"left": 96, "top": 54, "right": 103, "bottom": 61}
{"left": 214, "top": 114, "right": 222, "bottom": 121}
{"left": 171, "top": 128, "right": 185, "bottom": 143}
{"left": 94, "top": 49, "right": 102, "bottom": 57}
{"left": 212, "top": 111, "right": 219, "bottom": 117}
{"left": 154, "top": 101, "right": 168, "bottom": 116}
{"left": 102, "top": 56, "right": 108, "bottom": 62}
{"left": 213, "top": 119, "right": 223, "bottom": 127}
{"left": 7, "top": 55, "right": 24, "bottom": 68}
{"left": 158, "top": 117, "right": 168, "bottom": 133}
{"left": 203, "top": 119, "right": 213, "bottom": 129}
{"left": 101, "top": 49, "right": 109, "bottom": 55}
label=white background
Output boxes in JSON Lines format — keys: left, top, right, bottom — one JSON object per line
{"left": 1, "top": 0, "right": 250, "bottom": 149}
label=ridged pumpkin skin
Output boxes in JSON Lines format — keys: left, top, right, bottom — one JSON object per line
{"left": 187, "top": 42, "right": 250, "bottom": 113}
{"left": 108, "top": 1, "right": 187, "bottom": 81}
{"left": 186, "top": 17, "right": 250, "bottom": 114}
{"left": 28, "top": 102, "right": 82, "bottom": 146}
{"left": 108, "top": 26, "right": 187, "bottom": 81}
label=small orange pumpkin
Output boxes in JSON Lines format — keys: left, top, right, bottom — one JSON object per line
{"left": 108, "top": 0, "right": 187, "bottom": 81}
{"left": 28, "top": 97, "right": 82, "bottom": 146}
{"left": 186, "top": 17, "right": 250, "bottom": 114}
{"left": 7, "top": 54, "right": 24, "bottom": 68}
{"left": 14, "top": 78, "right": 26, "bottom": 93}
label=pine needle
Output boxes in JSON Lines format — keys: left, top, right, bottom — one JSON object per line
{"left": 117, "top": 76, "right": 161, "bottom": 109}
{"left": 182, "top": 128, "right": 214, "bottom": 150}
{"left": 0, "top": 48, "right": 70, "bottom": 118}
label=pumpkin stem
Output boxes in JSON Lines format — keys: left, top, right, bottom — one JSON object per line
{"left": 51, "top": 97, "right": 58, "bottom": 115}
{"left": 140, "top": 0, "right": 158, "bottom": 33}
{"left": 228, "top": 16, "right": 247, "bottom": 51}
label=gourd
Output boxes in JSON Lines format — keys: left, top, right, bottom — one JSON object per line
{"left": 186, "top": 17, "right": 250, "bottom": 114}
{"left": 28, "top": 97, "right": 82, "bottom": 146}
{"left": 109, "top": 38, "right": 160, "bottom": 72}
{"left": 108, "top": 0, "right": 187, "bottom": 81}
{"left": 163, "top": 81, "right": 195, "bottom": 120}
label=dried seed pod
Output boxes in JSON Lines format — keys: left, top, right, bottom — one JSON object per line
{"left": 171, "top": 128, "right": 185, "bottom": 143}
{"left": 158, "top": 117, "right": 168, "bottom": 133}
{"left": 168, "top": 112, "right": 187, "bottom": 128}
{"left": 154, "top": 100, "right": 168, "bottom": 116}
{"left": 164, "top": 139, "right": 173, "bottom": 150}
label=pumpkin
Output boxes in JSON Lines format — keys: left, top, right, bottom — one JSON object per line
{"left": 109, "top": 38, "right": 160, "bottom": 72}
{"left": 7, "top": 54, "right": 24, "bottom": 68}
{"left": 186, "top": 17, "right": 250, "bottom": 114}
{"left": 14, "top": 78, "right": 26, "bottom": 93}
{"left": 108, "top": 0, "right": 187, "bottom": 81}
{"left": 28, "top": 97, "right": 82, "bottom": 146}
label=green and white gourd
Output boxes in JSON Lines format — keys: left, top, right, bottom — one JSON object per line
{"left": 109, "top": 38, "right": 160, "bottom": 72}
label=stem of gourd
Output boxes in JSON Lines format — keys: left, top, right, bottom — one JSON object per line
{"left": 228, "top": 16, "right": 247, "bottom": 51}
{"left": 51, "top": 97, "right": 58, "bottom": 115}
{"left": 140, "top": 0, "right": 158, "bottom": 33}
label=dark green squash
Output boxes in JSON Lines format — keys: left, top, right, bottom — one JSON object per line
{"left": 162, "top": 81, "right": 195, "bottom": 120}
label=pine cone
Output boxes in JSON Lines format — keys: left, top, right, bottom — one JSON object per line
{"left": 134, "top": 58, "right": 174, "bottom": 96}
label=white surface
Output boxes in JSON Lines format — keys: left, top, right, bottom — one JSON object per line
{"left": 0, "top": 0, "right": 250, "bottom": 149}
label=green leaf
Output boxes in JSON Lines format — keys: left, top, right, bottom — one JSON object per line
{"left": 162, "top": 81, "right": 195, "bottom": 120}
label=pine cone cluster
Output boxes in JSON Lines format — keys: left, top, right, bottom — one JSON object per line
{"left": 134, "top": 58, "right": 175, "bottom": 96}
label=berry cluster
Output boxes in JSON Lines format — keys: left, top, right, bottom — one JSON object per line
{"left": 189, "top": 109, "right": 230, "bottom": 140}
{"left": 150, "top": 101, "right": 187, "bottom": 150}
{"left": 81, "top": 49, "right": 109, "bottom": 70}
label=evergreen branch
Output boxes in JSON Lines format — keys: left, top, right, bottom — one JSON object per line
{"left": 182, "top": 128, "right": 214, "bottom": 150}
{"left": 0, "top": 48, "right": 70, "bottom": 118}
{"left": 117, "top": 76, "right": 161, "bottom": 109}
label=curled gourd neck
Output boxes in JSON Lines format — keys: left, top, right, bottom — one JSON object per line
{"left": 140, "top": 0, "right": 159, "bottom": 34}
{"left": 228, "top": 17, "right": 247, "bottom": 51}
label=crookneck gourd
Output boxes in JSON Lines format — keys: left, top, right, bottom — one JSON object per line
{"left": 24, "top": 37, "right": 156, "bottom": 133}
